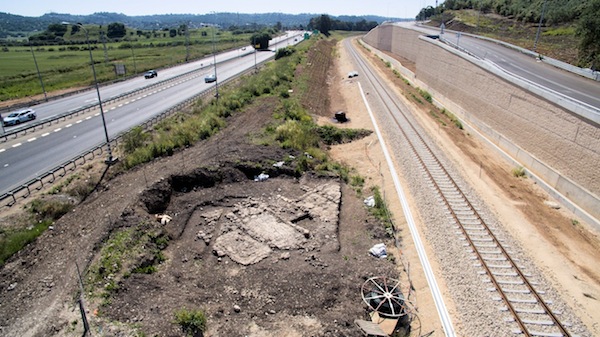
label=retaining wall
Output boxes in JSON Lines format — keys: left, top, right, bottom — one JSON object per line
{"left": 363, "top": 24, "right": 600, "bottom": 226}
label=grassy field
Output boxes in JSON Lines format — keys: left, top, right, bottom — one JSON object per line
{"left": 0, "top": 27, "right": 254, "bottom": 103}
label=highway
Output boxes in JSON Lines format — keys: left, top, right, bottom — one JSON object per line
{"left": 397, "top": 22, "right": 600, "bottom": 115}
{"left": 0, "top": 32, "right": 304, "bottom": 195}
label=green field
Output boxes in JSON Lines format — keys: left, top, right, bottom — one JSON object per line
{"left": 0, "top": 27, "right": 254, "bottom": 102}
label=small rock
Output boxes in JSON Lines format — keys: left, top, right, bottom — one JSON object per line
{"left": 269, "top": 309, "right": 276, "bottom": 314}
{"left": 544, "top": 200, "right": 561, "bottom": 209}
{"left": 303, "top": 229, "right": 310, "bottom": 238}
{"left": 233, "top": 305, "right": 241, "bottom": 313}
{"left": 7, "top": 283, "right": 17, "bottom": 291}
{"left": 280, "top": 252, "right": 290, "bottom": 260}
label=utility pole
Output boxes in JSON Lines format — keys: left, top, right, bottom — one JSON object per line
{"left": 533, "top": 0, "right": 548, "bottom": 53}
{"left": 29, "top": 44, "right": 48, "bottom": 102}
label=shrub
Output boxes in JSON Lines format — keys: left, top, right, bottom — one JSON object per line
{"left": 418, "top": 89, "right": 433, "bottom": 103}
{"left": 512, "top": 166, "right": 526, "bottom": 178}
{"left": 174, "top": 308, "right": 207, "bottom": 337}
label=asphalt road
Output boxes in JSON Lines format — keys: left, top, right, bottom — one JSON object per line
{"left": 397, "top": 22, "right": 600, "bottom": 114}
{"left": 0, "top": 32, "right": 304, "bottom": 195}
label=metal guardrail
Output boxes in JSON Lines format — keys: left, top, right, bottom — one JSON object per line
{"left": 0, "top": 57, "right": 272, "bottom": 208}
{"left": 0, "top": 65, "right": 208, "bottom": 142}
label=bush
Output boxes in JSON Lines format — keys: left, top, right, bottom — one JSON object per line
{"left": 174, "top": 308, "right": 207, "bottom": 336}
{"left": 511, "top": 166, "right": 526, "bottom": 178}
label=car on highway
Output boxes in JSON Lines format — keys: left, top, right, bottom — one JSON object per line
{"left": 205, "top": 74, "right": 217, "bottom": 83}
{"left": 144, "top": 70, "right": 158, "bottom": 79}
{"left": 2, "top": 108, "right": 36, "bottom": 126}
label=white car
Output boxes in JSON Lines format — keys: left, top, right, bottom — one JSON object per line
{"left": 204, "top": 74, "right": 217, "bottom": 83}
{"left": 3, "top": 108, "right": 36, "bottom": 126}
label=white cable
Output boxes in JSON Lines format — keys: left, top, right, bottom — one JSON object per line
{"left": 358, "top": 81, "right": 456, "bottom": 337}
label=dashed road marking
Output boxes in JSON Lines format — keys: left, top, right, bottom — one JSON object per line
{"left": 28, "top": 137, "right": 36, "bottom": 142}
{"left": 42, "top": 133, "right": 50, "bottom": 137}
{"left": 76, "top": 120, "right": 82, "bottom": 124}
{"left": 86, "top": 116, "right": 92, "bottom": 120}
{"left": 13, "top": 143, "right": 21, "bottom": 148}
{"left": 54, "top": 128, "right": 61, "bottom": 132}
{"left": 94, "top": 113, "right": 100, "bottom": 116}
{"left": 118, "top": 104, "right": 124, "bottom": 107}
{"left": 66, "top": 124, "right": 72, "bottom": 128}
{"left": 111, "top": 107, "right": 116, "bottom": 110}
{"left": 0, "top": 148, "right": 5, "bottom": 153}
{"left": 3, "top": 164, "right": 8, "bottom": 167}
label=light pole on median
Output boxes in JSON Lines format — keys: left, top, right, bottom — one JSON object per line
{"left": 211, "top": 13, "right": 219, "bottom": 102}
{"left": 63, "top": 22, "right": 117, "bottom": 165}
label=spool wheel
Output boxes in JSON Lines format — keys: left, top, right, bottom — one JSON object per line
{"left": 361, "top": 276, "right": 411, "bottom": 318}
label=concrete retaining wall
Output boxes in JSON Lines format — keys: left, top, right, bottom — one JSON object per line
{"left": 363, "top": 24, "right": 600, "bottom": 227}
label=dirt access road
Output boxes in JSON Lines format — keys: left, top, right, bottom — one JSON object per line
{"left": 1, "top": 35, "right": 599, "bottom": 337}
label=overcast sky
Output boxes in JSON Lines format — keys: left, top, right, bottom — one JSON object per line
{"left": 2, "top": 0, "right": 437, "bottom": 19}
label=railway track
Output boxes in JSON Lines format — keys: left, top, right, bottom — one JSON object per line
{"left": 345, "top": 39, "right": 576, "bottom": 337}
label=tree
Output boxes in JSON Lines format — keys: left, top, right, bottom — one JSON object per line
{"left": 107, "top": 22, "right": 126, "bottom": 39}
{"left": 169, "top": 29, "right": 177, "bottom": 38}
{"left": 250, "top": 31, "right": 271, "bottom": 50}
{"left": 577, "top": 0, "right": 600, "bottom": 70}
{"left": 47, "top": 23, "right": 67, "bottom": 37}
{"left": 314, "top": 14, "right": 332, "bottom": 36}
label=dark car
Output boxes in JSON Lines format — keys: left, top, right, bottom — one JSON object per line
{"left": 144, "top": 70, "right": 158, "bottom": 79}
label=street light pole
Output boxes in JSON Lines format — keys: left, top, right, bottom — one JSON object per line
{"left": 29, "top": 44, "right": 48, "bottom": 102}
{"left": 64, "top": 22, "right": 116, "bottom": 165}
{"left": 533, "top": 0, "right": 548, "bottom": 53}
{"left": 211, "top": 13, "right": 219, "bottom": 102}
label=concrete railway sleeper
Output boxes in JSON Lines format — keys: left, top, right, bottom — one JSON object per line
{"left": 346, "top": 39, "right": 575, "bottom": 337}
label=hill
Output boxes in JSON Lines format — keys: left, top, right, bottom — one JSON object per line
{"left": 0, "top": 11, "right": 397, "bottom": 39}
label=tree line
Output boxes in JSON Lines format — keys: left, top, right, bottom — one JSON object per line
{"left": 308, "top": 15, "right": 378, "bottom": 36}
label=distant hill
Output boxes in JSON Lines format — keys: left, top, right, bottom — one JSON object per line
{"left": 0, "top": 11, "right": 399, "bottom": 39}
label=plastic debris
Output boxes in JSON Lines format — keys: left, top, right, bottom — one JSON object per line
{"left": 273, "top": 161, "right": 285, "bottom": 168}
{"left": 155, "top": 214, "right": 172, "bottom": 225}
{"left": 369, "top": 243, "right": 387, "bottom": 258}
{"left": 254, "top": 173, "right": 269, "bottom": 182}
{"left": 364, "top": 196, "right": 375, "bottom": 208}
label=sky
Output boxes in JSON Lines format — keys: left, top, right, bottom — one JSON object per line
{"left": 1, "top": 0, "right": 437, "bottom": 19}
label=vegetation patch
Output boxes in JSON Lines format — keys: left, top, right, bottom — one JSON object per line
{"left": 173, "top": 308, "right": 207, "bottom": 337}
{"left": 86, "top": 223, "right": 169, "bottom": 303}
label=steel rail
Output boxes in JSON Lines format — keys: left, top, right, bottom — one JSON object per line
{"left": 346, "top": 38, "right": 572, "bottom": 336}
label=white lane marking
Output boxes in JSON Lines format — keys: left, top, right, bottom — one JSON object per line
{"left": 13, "top": 143, "right": 22, "bottom": 148}
{"left": 0, "top": 148, "right": 5, "bottom": 153}
{"left": 138, "top": 96, "right": 142, "bottom": 100}
{"left": 76, "top": 120, "right": 82, "bottom": 124}
{"left": 118, "top": 104, "right": 124, "bottom": 107}
{"left": 94, "top": 113, "right": 100, "bottom": 116}
{"left": 28, "top": 137, "right": 36, "bottom": 142}
{"left": 42, "top": 133, "right": 50, "bottom": 137}
{"left": 66, "top": 124, "right": 73, "bottom": 128}
{"left": 3, "top": 164, "right": 8, "bottom": 167}
{"left": 86, "top": 116, "right": 92, "bottom": 120}
{"left": 124, "top": 101, "right": 130, "bottom": 105}
{"left": 111, "top": 107, "right": 116, "bottom": 110}
{"left": 54, "top": 128, "right": 61, "bottom": 132}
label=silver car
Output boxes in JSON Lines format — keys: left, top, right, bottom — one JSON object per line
{"left": 2, "top": 108, "right": 36, "bottom": 126}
